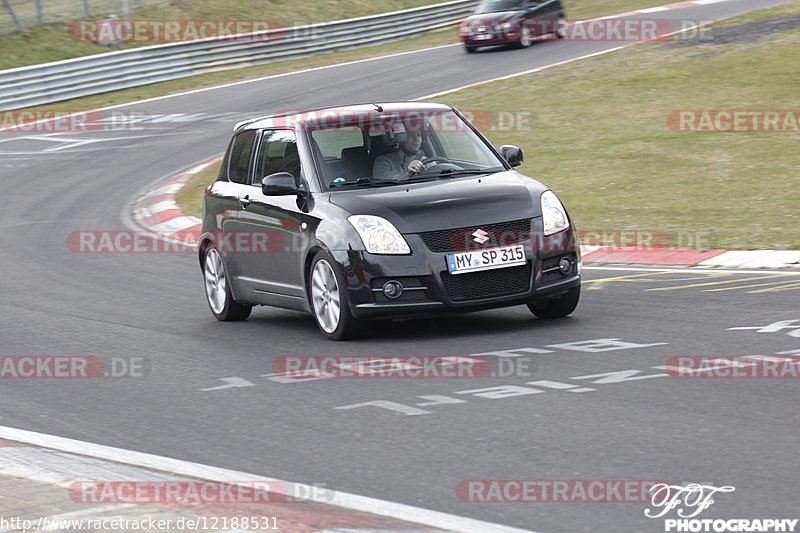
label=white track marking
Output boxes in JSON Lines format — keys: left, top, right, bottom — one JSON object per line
{"left": 584, "top": 266, "right": 800, "bottom": 275}
{"left": 0, "top": 425, "right": 539, "bottom": 533}
{"left": 698, "top": 250, "right": 800, "bottom": 269}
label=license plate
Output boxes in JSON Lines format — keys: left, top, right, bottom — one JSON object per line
{"left": 473, "top": 33, "right": 493, "bottom": 40}
{"left": 447, "top": 245, "right": 526, "bottom": 275}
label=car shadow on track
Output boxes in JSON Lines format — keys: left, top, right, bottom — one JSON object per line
{"left": 244, "top": 307, "right": 581, "bottom": 342}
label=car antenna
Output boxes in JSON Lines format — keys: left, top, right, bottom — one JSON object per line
{"left": 373, "top": 104, "right": 383, "bottom": 112}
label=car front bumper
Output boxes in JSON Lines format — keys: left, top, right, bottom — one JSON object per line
{"left": 330, "top": 224, "right": 581, "bottom": 320}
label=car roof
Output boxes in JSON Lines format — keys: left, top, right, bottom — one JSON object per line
{"left": 234, "top": 102, "right": 455, "bottom": 132}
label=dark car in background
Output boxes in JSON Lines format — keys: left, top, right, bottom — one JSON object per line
{"left": 458, "top": 0, "right": 566, "bottom": 52}
{"left": 200, "top": 102, "right": 581, "bottom": 340}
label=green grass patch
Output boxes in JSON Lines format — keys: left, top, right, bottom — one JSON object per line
{"left": 174, "top": 161, "right": 222, "bottom": 220}
{"left": 431, "top": 0, "right": 800, "bottom": 250}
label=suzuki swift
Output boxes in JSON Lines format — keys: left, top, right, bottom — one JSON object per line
{"left": 200, "top": 102, "right": 581, "bottom": 340}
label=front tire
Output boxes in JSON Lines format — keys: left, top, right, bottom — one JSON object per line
{"left": 309, "top": 252, "right": 362, "bottom": 340}
{"left": 465, "top": 44, "right": 478, "bottom": 53}
{"left": 516, "top": 25, "right": 533, "bottom": 48}
{"left": 203, "top": 247, "right": 252, "bottom": 321}
{"left": 528, "top": 285, "right": 580, "bottom": 319}
{"left": 553, "top": 18, "right": 566, "bottom": 40}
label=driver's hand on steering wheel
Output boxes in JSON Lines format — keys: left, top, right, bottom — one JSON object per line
{"left": 407, "top": 160, "right": 425, "bottom": 175}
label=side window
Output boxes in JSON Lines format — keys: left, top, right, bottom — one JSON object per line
{"left": 226, "top": 130, "right": 257, "bottom": 184}
{"left": 254, "top": 130, "right": 301, "bottom": 184}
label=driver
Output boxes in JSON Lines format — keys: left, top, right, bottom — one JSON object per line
{"left": 372, "top": 129, "right": 425, "bottom": 181}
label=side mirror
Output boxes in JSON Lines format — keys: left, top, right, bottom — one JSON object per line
{"left": 500, "top": 145, "right": 524, "bottom": 167}
{"left": 262, "top": 172, "right": 300, "bottom": 196}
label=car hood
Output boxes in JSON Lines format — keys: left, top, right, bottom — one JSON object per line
{"left": 465, "top": 11, "right": 522, "bottom": 24}
{"left": 328, "top": 171, "right": 547, "bottom": 234}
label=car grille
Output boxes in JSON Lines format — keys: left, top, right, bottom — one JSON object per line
{"left": 441, "top": 263, "right": 532, "bottom": 302}
{"left": 419, "top": 219, "right": 532, "bottom": 253}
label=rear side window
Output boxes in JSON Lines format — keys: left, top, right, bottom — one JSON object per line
{"left": 225, "top": 130, "right": 257, "bottom": 184}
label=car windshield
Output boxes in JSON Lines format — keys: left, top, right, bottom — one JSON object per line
{"left": 475, "top": 0, "right": 525, "bottom": 14}
{"left": 304, "top": 109, "right": 507, "bottom": 190}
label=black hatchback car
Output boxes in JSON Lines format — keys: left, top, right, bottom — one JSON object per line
{"left": 458, "top": 0, "right": 566, "bottom": 52}
{"left": 200, "top": 102, "right": 580, "bottom": 340}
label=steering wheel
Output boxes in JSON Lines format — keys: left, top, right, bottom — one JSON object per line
{"left": 420, "top": 156, "right": 452, "bottom": 167}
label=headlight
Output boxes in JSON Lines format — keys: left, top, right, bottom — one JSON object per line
{"left": 541, "top": 190, "right": 569, "bottom": 236}
{"left": 500, "top": 21, "right": 518, "bottom": 33}
{"left": 348, "top": 215, "right": 411, "bottom": 255}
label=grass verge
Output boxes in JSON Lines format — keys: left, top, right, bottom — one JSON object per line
{"left": 431, "top": 1, "right": 800, "bottom": 250}
{"left": 173, "top": 161, "right": 221, "bottom": 220}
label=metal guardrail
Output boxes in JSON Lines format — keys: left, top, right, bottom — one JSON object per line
{"left": 0, "top": 0, "right": 478, "bottom": 110}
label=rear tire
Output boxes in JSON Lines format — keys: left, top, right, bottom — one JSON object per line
{"left": 528, "top": 285, "right": 580, "bottom": 319}
{"left": 309, "top": 252, "right": 362, "bottom": 340}
{"left": 203, "top": 247, "right": 252, "bottom": 321}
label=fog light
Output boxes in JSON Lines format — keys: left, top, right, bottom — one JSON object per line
{"left": 383, "top": 280, "right": 403, "bottom": 299}
{"left": 558, "top": 256, "right": 572, "bottom": 274}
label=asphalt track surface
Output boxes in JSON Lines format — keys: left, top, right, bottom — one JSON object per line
{"left": 0, "top": 1, "right": 797, "bottom": 531}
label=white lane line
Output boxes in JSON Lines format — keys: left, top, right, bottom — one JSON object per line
{"left": 584, "top": 266, "right": 800, "bottom": 275}
{"left": 417, "top": 46, "right": 626, "bottom": 99}
{"left": 41, "top": 43, "right": 458, "bottom": 119}
{"left": 416, "top": 17, "right": 730, "bottom": 100}
{"left": 0, "top": 425, "right": 540, "bottom": 533}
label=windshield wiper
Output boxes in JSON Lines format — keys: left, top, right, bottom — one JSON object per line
{"left": 408, "top": 167, "right": 504, "bottom": 180}
{"left": 329, "top": 176, "right": 400, "bottom": 187}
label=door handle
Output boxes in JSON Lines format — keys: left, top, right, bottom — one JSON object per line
{"left": 240, "top": 195, "right": 251, "bottom": 208}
